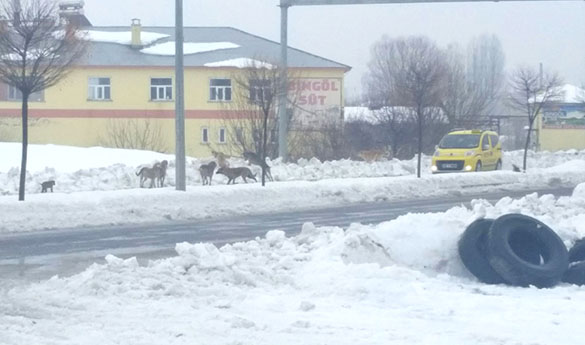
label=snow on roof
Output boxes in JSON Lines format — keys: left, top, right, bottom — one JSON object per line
{"left": 559, "top": 84, "right": 585, "bottom": 103}
{"left": 344, "top": 106, "right": 379, "bottom": 123}
{"left": 82, "top": 30, "right": 169, "bottom": 46}
{"left": 204, "top": 57, "right": 274, "bottom": 69}
{"left": 140, "top": 41, "right": 240, "bottom": 56}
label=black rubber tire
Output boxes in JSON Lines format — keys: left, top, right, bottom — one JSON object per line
{"left": 495, "top": 160, "right": 502, "bottom": 171}
{"left": 458, "top": 218, "right": 505, "bottom": 284}
{"left": 487, "top": 214, "right": 569, "bottom": 288}
{"left": 568, "top": 238, "right": 585, "bottom": 263}
{"left": 563, "top": 261, "right": 585, "bottom": 286}
{"left": 475, "top": 161, "right": 482, "bottom": 172}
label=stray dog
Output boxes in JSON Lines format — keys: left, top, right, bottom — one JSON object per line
{"left": 357, "top": 149, "right": 387, "bottom": 162}
{"left": 154, "top": 160, "right": 169, "bottom": 187}
{"left": 136, "top": 160, "right": 168, "bottom": 188}
{"left": 199, "top": 161, "right": 217, "bottom": 185}
{"left": 40, "top": 180, "right": 55, "bottom": 193}
{"left": 242, "top": 151, "right": 273, "bottom": 181}
{"left": 216, "top": 166, "right": 257, "bottom": 184}
{"left": 211, "top": 150, "right": 230, "bottom": 169}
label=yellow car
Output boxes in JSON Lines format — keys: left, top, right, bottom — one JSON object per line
{"left": 431, "top": 130, "right": 502, "bottom": 173}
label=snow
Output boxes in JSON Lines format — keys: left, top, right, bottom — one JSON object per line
{"left": 344, "top": 106, "right": 379, "bottom": 123}
{"left": 559, "top": 83, "right": 585, "bottom": 103}
{"left": 2, "top": 184, "right": 585, "bottom": 344}
{"left": 204, "top": 57, "right": 274, "bottom": 69}
{"left": 1, "top": 143, "right": 585, "bottom": 233}
{"left": 2, "top": 143, "right": 585, "bottom": 343}
{"left": 140, "top": 41, "right": 240, "bottom": 56}
{"left": 82, "top": 30, "right": 169, "bottom": 46}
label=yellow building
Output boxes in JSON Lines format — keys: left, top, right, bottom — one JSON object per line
{"left": 0, "top": 19, "right": 349, "bottom": 158}
{"left": 538, "top": 84, "right": 585, "bottom": 151}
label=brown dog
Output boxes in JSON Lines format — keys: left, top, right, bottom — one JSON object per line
{"left": 216, "top": 166, "right": 257, "bottom": 184}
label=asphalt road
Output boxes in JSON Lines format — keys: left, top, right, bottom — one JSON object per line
{"left": 0, "top": 186, "right": 575, "bottom": 282}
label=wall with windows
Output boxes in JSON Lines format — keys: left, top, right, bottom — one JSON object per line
{"left": 538, "top": 104, "right": 585, "bottom": 151}
{"left": 0, "top": 66, "right": 345, "bottom": 157}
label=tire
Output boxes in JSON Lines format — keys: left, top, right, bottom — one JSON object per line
{"left": 475, "top": 161, "right": 482, "bottom": 172}
{"left": 495, "top": 160, "right": 502, "bottom": 171}
{"left": 563, "top": 261, "right": 585, "bottom": 286}
{"left": 487, "top": 214, "right": 569, "bottom": 288}
{"left": 458, "top": 218, "right": 505, "bottom": 284}
{"left": 568, "top": 238, "right": 585, "bottom": 263}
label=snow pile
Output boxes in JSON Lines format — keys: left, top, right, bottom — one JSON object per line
{"left": 140, "top": 41, "right": 239, "bottom": 56}
{"left": 2, "top": 186, "right": 585, "bottom": 344}
{"left": 2, "top": 143, "right": 585, "bottom": 196}
{"left": 0, "top": 171, "right": 526, "bottom": 233}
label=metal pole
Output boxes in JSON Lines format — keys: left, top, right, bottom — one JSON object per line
{"left": 175, "top": 0, "right": 186, "bottom": 191}
{"left": 278, "top": 3, "right": 289, "bottom": 161}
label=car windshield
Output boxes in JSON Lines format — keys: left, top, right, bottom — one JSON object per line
{"left": 439, "top": 134, "right": 481, "bottom": 149}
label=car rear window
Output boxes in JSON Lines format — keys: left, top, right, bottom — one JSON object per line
{"left": 439, "top": 134, "right": 481, "bottom": 149}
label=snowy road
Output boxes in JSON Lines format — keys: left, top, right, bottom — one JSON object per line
{"left": 0, "top": 186, "right": 574, "bottom": 283}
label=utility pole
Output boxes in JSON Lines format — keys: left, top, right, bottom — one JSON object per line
{"left": 278, "top": 2, "right": 290, "bottom": 161}
{"left": 175, "top": 0, "right": 186, "bottom": 191}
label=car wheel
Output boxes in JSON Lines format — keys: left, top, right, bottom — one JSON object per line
{"left": 475, "top": 161, "right": 482, "bottom": 172}
{"left": 487, "top": 214, "right": 569, "bottom": 288}
{"left": 458, "top": 218, "right": 505, "bottom": 284}
{"left": 495, "top": 160, "right": 502, "bottom": 170}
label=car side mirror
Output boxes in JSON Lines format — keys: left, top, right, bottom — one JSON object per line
{"left": 483, "top": 145, "right": 490, "bottom": 151}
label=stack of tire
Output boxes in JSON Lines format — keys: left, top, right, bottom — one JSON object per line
{"left": 459, "top": 213, "right": 585, "bottom": 288}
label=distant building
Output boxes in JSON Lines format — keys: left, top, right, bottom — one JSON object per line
{"left": 538, "top": 84, "right": 585, "bottom": 151}
{"left": 0, "top": 4, "right": 349, "bottom": 157}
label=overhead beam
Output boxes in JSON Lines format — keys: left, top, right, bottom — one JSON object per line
{"left": 282, "top": 0, "right": 578, "bottom": 5}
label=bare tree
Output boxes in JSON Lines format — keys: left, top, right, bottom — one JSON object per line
{"left": 364, "top": 36, "right": 448, "bottom": 177}
{"left": 371, "top": 107, "right": 414, "bottom": 159}
{"left": 508, "top": 66, "right": 563, "bottom": 171}
{"left": 441, "top": 35, "right": 505, "bottom": 123}
{"left": 220, "top": 60, "right": 290, "bottom": 186}
{"left": 100, "top": 118, "right": 167, "bottom": 153}
{"left": 0, "top": 0, "right": 87, "bottom": 200}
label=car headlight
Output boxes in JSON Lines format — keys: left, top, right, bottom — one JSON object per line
{"left": 431, "top": 165, "right": 437, "bottom": 172}
{"left": 433, "top": 150, "right": 440, "bottom": 157}
{"left": 464, "top": 150, "right": 475, "bottom": 157}
{"left": 465, "top": 165, "right": 472, "bottom": 171}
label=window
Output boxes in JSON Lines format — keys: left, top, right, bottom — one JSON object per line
{"left": 150, "top": 78, "right": 173, "bottom": 101}
{"left": 481, "top": 135, "right": 490, "bottom": 150}
{"left": 201, "top": 127, "right": 209, "bottom": 144}
{"left": 439, "top": 134, "right": 480, "bottom": 149}
{"left": 209, "top": 79, "right": 232, "bottom": 101}
{"left": 249, "top": 79, "right": 271, "bottom": 103}
{"left": 490, "top": 135, "right": 499, "bottom": 147}
{"left": 218, "top": 127, "right": 226, "bottom": 144}
{"left": 88, "top": 77, "right": 111, "bottom": 100}
{"left": 7, "top": 86, "right": 44, "bottom": 102}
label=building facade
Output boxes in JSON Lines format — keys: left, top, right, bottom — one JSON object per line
{"left": 0, "top": 20, "right": 349, "bottom": 158}
{"left": 538, "top": 84, "right": 585, "bottom": 151}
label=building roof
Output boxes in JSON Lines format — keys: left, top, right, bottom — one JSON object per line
{"left": 80, "top": 26, "right": 350, "bottom": 71}
{"left": 558, "top": 84, "right": 585, "bottom": 104}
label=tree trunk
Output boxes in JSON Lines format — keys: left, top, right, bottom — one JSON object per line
{"left": 417, "top": 115, "right": 423, "bottom": 178}
{"left": 523, "top": 120, "right": 534, "bottom": 172}
{"left": 19, "top": 94, "right": 29, "bottom": 201}
{"left": 261, "top": 114, "right": 268, "bottom": 187}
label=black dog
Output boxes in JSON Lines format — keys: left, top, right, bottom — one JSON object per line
{"left": 41, "top": 180, "right": 55, "bottom": 193}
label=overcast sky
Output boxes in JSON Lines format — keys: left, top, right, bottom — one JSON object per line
{"left": 84, "top": 0, "right": 585, "bottom": 99}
